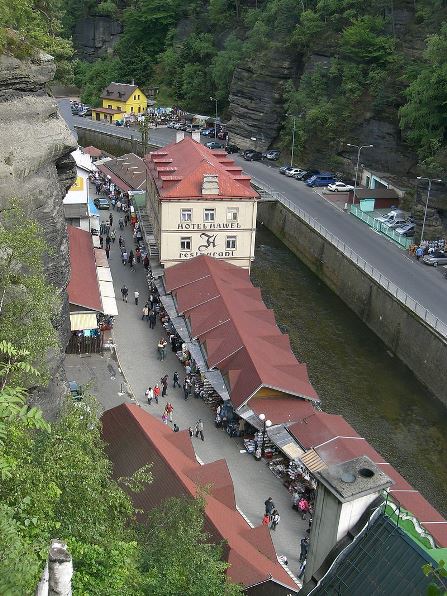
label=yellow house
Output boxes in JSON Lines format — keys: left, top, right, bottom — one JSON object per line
{"left": 91, "top": 82, "right": 148, "bottom": 123}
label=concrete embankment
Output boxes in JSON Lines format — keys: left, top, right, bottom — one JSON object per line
{"left": 257, "top": 201, "right": 447, "bottom": 405}
{"left": 76, "top": 126, "right": 159, "bottom": 157}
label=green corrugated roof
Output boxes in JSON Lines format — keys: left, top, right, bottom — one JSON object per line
{"left": 310, "top": 514, "right": 437, "bottom": 595}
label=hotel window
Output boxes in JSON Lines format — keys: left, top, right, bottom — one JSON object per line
{"left": 227, "top": 207, "right": 239, "bottom": 221}
{"left": 180, "top": 237, "right": 191, "bottom": 250}
{"left": 117, "top": 106, "right": 122, "bottom": 111}
{"left": 134, "top": 95, "right": 136, "bottom": 100}
{"left": 181, "top": 208, "right": 192, "bottom": 222}
{"left": 107, "top": 104, "right": 112, "bottom": 109}
{"left": 204, "top": 208, "right": 215, "bottom": 222}
{"left": 138, "top": 106, "right": 141, "bottom": 113}
{"left": 226, "top": 236, "right": 237, "bottom": 250}
{"left": 138, "top": 94, "right": 140, "bottom": 99}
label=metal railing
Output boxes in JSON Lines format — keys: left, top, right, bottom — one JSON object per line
{"left": 252, "top": 178, "right": 447, "bottom": 339}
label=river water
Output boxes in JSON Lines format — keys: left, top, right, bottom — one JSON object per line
{"left": 252, "top": 225, "right": 447, "bottom": 517}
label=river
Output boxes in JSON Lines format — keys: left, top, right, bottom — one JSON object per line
{"left": 252, "top": 224, "right": 447, "bottom": 517}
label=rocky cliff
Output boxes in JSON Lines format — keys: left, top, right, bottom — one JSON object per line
{"left": 73, "top": 17, "right": 123, "bottom": 62}
{"left": 0, "top": 52, "right": 77, "bottom": 418}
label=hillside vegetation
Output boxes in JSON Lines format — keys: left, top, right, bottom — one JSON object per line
{"left": 2, "top": 0, "right": 446, "bottom": 173}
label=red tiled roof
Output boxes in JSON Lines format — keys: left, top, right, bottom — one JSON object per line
{"left": 101, "top": 404, "right": 297, "bottom": 592}
{"left": 145, "top": 137, "right": 259, "bottom": 200}
{"left": 67, "top": 226, "right": 102, "bottom": 312}
{"left": 164, "top": 256, "right": 319, "bottom": 408}
{"left": 249, "top": 397, "right": 316, "bottom": 425}
{"left": 83, "top": 146, "right": 102, "bottom": 157}
{"left": 289, "top": 412, "right": 447, "bottom": 547}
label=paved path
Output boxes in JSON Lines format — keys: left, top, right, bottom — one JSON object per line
{"left": 97, "top": 201, "right": 307, "bottom": 575}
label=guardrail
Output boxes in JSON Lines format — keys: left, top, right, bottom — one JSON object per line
{"left": 252, "top": 178, "right": 447, "bottom": 340}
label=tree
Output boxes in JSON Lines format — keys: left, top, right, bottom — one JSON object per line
{"left": 340, "top": 16, "right": 394, "bottom": 64}
{"left": 0, "top": 206, "right": 60, "bottom": 383}
{"left": 75, "top": 58, "right": 123, "bottom": 106}
{"left": 139, "top": 495, "right": 244, "bottom": 596}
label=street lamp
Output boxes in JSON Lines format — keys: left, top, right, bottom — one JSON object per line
{"left": 417, "top": 177, "right": 442, "bottom": 244}
{"left": 258, "top": 413, "right": 272, "bottom": 458}
{"left": 346, "top": 143, "right": 373, "bottom": 204}
{"left": 210, "top": 96, "right": 218, "bottom": 139}
{"left": 286, "top": 113, "right": 303, "bottom": 167}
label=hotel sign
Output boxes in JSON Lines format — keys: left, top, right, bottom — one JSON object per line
{"left": 177, "top": 222, "right": 241, "bottom": 230}
{"left": 178, "top": 232, "right": 235, "bottom": 259}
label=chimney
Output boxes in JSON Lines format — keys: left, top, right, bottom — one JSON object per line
{"left": 192, "top": 131, "right": 201, "bottom": 143}
{"left": 304, "top": 456, "right": 392, "bottom": 584}
{"left": 202, "top": 174, "right": 219, "bottom": 195}
{"left": 131, "top": 79, "right": 135, "bottom": 86}
{"left": 176, "top": 131, "right": 185, "bottom": 143}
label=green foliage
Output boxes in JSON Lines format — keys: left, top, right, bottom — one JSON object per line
{"left": 422, "top": 560, "right": 447, "bottom": 595}
{"left": 340, "top": 16, "right": 395, "bottom": 64}
{"left": 74, "top": 57, "right": 123, "bottom": 106}
{"left": 399, "top": 24, "right": 447, "bottom": 172}
{"left": 139, "top": 495, "right": 244, "bottom": 596}
{"left": 0, "top": 205, "right": 60, "bottom": 382}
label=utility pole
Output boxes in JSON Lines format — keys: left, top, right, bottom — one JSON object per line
{"left": 210, "top": 96, "right": 218, "bottom": 139}
{"left": 346, "top": 143, "right": 373, "bottom": 204}
{"left": 417, "top": 176, "right": 442, "bottom": 243}
{"left": 139, "top": 117, "right": 150, "bottom": 156}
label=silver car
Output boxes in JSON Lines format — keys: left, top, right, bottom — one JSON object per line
{"left": 422, "top": 251, "right": 447, "bottom": 267}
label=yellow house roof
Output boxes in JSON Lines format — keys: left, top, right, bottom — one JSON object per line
{"left": 100, "top": 82, "right": 145, "bottom": 102}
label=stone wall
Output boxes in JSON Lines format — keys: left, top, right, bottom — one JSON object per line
{"left": 0, "top": 52, "right": 77, "bottom": 418}
{"left": 257, "top": 201, "right": 447, "bottom": 405}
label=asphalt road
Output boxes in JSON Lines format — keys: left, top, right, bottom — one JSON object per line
{"left": 60, "top": 102, "right": 447, "bottom": 325}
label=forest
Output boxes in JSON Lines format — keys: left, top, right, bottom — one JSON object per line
{"left": 1, "top": 0, "right": 447, "bottom": 172}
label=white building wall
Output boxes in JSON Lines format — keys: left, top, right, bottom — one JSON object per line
{"left": 337, "top": 492, "right": 379, "bottom": 541}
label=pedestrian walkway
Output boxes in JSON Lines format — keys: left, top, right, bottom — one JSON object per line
{"left": 99, "top": 198, "right": 307, "bottom": 576}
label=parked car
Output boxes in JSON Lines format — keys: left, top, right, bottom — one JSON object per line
{"left": 243, "top": 150, "right": 263, "bottom": 161}
{"left": 382, "top": 218, "right": 408, "bottom": 230}
{"left": 167, "top": 122, "right": 176, "bottom": 128}
{"left": 293, "top": 170, "right": 308, "bottom": 180}
{"left": 225, "top": 144, "right": 240, "bottom": 154}
{"left": 327, "top": 181, "right": 354, "bottom": 192}
{"left": 206, "top": 141, "right": 223, "bottom": 149}
{"left": 422, "top": 251, "right": 447, "bottom": 267}
{"left": 279, "top": 165, "right": 294, "bottom": 175}
{"left": 265, "top": 149, "right": 281, "bottom": 161}
{"left": 202, "top": 128, "right": 218, "bottom": 137}
{"left": 306, "top": 173, "right": 336, "bottom": 187}
{"left": 300, "top": 170, "right": 320, "bottom": 181}
{"left": 285, "top": 167, "right": 305, "bottom": 177}
{"left": 374, "top": 210, "right": 404, "bottom": 224}
{"left": 94, "top": 197, "right": 110, "bottom": 210}
{"left": 395, "top": 223, "right": 415, "bottom": 237}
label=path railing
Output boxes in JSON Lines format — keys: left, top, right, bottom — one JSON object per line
{"left": 350, "top": 205, "right": 412, "bottom": 249}
{"left": 252, "top": 178, "right": 447, "bottom": 339}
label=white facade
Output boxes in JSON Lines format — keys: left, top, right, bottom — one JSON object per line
{"left": 159, "top": 198, "right": 258, "bottom": 269}
{"left": 63, "top": 149, "right": 98, "bottom": 232}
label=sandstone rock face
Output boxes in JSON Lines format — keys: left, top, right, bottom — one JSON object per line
{"left": 226, "top": 58, "right": 296, "bottom": 152}
{"left": 0, "top": 52, "right": 77, "bottom": 418}
{"left": 73, "top": 17, "right": 123, "bottom": 62}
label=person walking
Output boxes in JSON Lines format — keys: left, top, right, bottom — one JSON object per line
{"left": 298, "top": 497, "right": 310, "bottom": 520}
{"left": 162, "top": 410, "right": 168, "bottom": 424}
{"left": 195, "top": 419, "right": 204, "bottom": 441}
{"left": 149, "top": 310, "right": 156, "bottom": 329}
{"left": 135, "top": 247, "right": 141, "bottom": 263}
{"left": 145, "top": 386, "right": 153, "bottom": 405}
{"left": 183, "top": 378, "right": 190, "bottom": 400}
{"left": 161, "top": 338, "right": 168, "bottom": 360}
{"left": 161, "top": 374, "right": 168, "bottom": 397}
{"left": 142, "top": 304, "right": 149, "bottom": 321}
{"left": 110, "top": 229, "right": 116, "bottom": 243}
{"left": 166, "top": 402, "right": 174, "bottom": 423}
{"left": 105, "top": 235, "right": 111, "bottom": 248}
{"left": 173, "top": 423, "right": 179, "bottom": 432}
{"left": 129, "top": 253, "right": 135, "bottom": 271}
{"left": 121, "top": 285, "right": 128, "bottom": 302}
{"left": 109, "top": 213, "right": 113, "bottom": 226}
{"left": 153, "top": 384, "right": 160, "bottom": 404}
{"left": 264, "top": 497, "right": 275, "bottom": 516}
{"left": 105, "top": 245, "right": 110, "bottom": 259}
{"left": 157, "top": 338, "right": 165, "bottom": 360}
{"left": 134, "top": 290, "right": 139, "bottom": 305}
{"left": 118, "top": 235, "right": 124, "bottom": 248}
{"left": 299, "top": 537, "right": 309, "bottom": 563}
{"left": 122, "top": 249, "right": 128, "bottom": 265}
{"left": 143, "top": 255, "right": 149, "bottom": 271}
{"left": 415, "top": 246, "right": 424, "bottom": 261}
{"left": 262, "top": 513, "right": 270, "bottom": 526}
{"left": 270, "top": 510, "right": 280, "bottom": 531}
{"left": 173, "top": 371, "right": 180, "bottom": 388}
{"left": 188, "top": 427, "right": 194, "bottom": 438}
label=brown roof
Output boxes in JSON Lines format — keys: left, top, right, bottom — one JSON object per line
{"left": 98, "top": 153, "right": 146, "bottom": 191}
{"left": 92, "top": 107, "right": 123, "bottom": 115}
{"left": 145, "top": 137, "right": 259, "bottom": 200}
{"left": 354, "top": 188, "right": 399, "bottom": 200}
{"left": 100, "top": 82, "right": 139, "bottom": 102}
{"left": 164, "top": 256, "right": 319, "bottom": 409}
{"left": 83, "top": 146, "right": 102, "bottom": 157}
{"left": 289, "top": 412, "right": 447, "bottom": 547}
{"left": 67, "top": 226, "right": 102, "bottom": 312}
{"left": 101, "top": 404, "right": 298, "bottom": 592}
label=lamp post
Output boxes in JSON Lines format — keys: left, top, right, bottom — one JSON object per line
{"left": 346, "top": 143, "right": 373, "bottom": 204}
{"left": 290, "top": 116, "right": 296, "bottom": 167}
{"left": 417, "top": 176, "right": 442, "bottom": 244}
{"left": 258, "top": 413, "right": 272, "bottom": 458}
{"left": 210, "top": 96, "right": 218, "bottom": 139}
